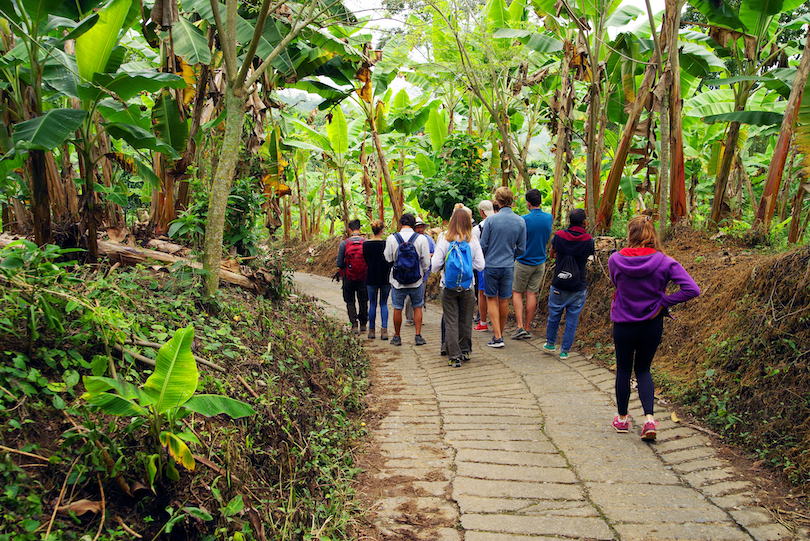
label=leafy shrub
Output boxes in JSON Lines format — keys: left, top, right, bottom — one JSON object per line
{"left": 417, "top": 134, "right": 487, "bottom": 220}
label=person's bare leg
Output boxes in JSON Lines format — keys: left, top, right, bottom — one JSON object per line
{"left": 393, "top": 308, "right": 403, "bottom": 336}
{"left": 512, "top": 291, "right": 524, "bottom": 330}
{"left": 479, "top": 290, "right": 488, "bottom": 324}
{"left": 525, "top": 292, "right": 537, "bottom": 329}
{"left": 414, "top": 306, "right": 423, "bottom": 336}
{"left": 487, "top": 296, "right": 501, "bottom": 339}
{"left": 498, "top": 298, "right": 509, "bottom": 336}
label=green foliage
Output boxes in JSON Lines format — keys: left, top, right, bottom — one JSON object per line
{"left": 417, "top": 133, "right": 488, "bottom": 220}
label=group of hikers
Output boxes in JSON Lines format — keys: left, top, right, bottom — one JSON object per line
{"left": 335, "top": 186, "right": 700, "bottom": 440}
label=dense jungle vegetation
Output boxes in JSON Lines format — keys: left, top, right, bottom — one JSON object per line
{"left": 2, "top": 0, "right": 810, "bottom": 538}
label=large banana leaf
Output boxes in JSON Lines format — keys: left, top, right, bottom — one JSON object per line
{"left": 686, "top": 0, "right": 746, "bottom": 31}
{"left": 151, "top": 92, "right": 189, "bottom": 153}
{"left": 485, "top": 0, "right": 508, "bottom": 29}
{"left": 12, "top": 109, "right": 87, "bottom": 150}
{"left": 75, "top": 0, "right": 132, "bottom": 81}
{"left": 426, "top": 108, "right": 447, "bottom": 152}
{"left": 82, "top": 375, "right": 151, "bottom": 415}
{"left": 183, "top": 394, "right": 256, "bottom": 418}
{"left": 143, "top": 326, "right": 198, "bottom": 415}
{"left": 327, "top": 106, "right": 348, "bottom": 156}
{"left": 98, "top": 99, "right": 149, "bottom": 130}
{"left": 739, "top": 0, "right": 804, "bottom": 39}
{"left": 703, "top": 111, "right": 784, "bottom": 126}
{"left": 604, "top": 5, "right": 641, "bottom": 28}
{"left": 79, "top": 70, "right": 186, "bottom": 103}
{"left": 491, "top": 29, "right": 563, "bottom": 53}
{"left": 105, "top": 123, "right": 180, "bottom": 158}
{"left": 42, "top": 50, "right": 80, "bottom": 98}
{"left": 160, "top": 16, "right": 210, "bottom": 65}
{"left": 283, "top": 113, "right": 332, "bottom": 151}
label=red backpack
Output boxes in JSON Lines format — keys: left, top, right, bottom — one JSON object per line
{"left": 344, "top": 237, "right": 367, "bottom": 281}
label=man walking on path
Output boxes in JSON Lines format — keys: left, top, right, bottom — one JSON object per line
{"left": 472, "top": 200, "right": 495, "bottom": 332}
{"left": 511, "top": 189, "right": 552, "bottom": 340}
{"left": 544, "top": 208, "right": 594, "bottom": 358}
{"left": 404, "top": 217, "right": 435, "bottom": 325}
{"left": 480, "top": 187, "right": 526, "bottom": 348}
{"left": 336, "top": 219, "right": 368, "bottom": 334}
{"left": 385, "top": 213, "right": 431, "bottom": 346}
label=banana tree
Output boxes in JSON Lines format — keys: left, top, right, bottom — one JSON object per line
{"left": 183, "top": 0, "right": 358, "bottom": 296}
{"left": 687, "top": 0, "right": 806, "bottom": 227}
{"left": 284, "top": 106, "right": 361, "bottom": 232}
{"left": 82, "top": 326, "right": 255, "bottom": 486}
{"left": 0, "top": 0, "right": 99, "bottom": 245}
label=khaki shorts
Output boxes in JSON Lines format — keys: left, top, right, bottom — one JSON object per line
{"left": 512, "top": 261, "right": 546, "bottom": 294}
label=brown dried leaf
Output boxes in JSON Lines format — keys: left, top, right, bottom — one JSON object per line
{"left": 57, "top": 499, "right": 102, "bottom": 516}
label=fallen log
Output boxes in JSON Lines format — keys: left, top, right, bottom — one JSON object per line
{"left": 0, "top": 234, "right": 258, "bottom": 293}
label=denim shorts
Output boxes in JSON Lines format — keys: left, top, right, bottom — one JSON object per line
{"left": 483, "top": 267, "right": 513, "bottom": 299}
{"left": 391, "top": 284, "right": 424, "bottom": 310}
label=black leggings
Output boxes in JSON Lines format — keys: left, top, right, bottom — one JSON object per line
{"left": 613, "top": 314, "right": 664, "bottom": 416}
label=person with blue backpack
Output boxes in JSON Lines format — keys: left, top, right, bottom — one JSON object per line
{"left": 432, "top": 205, "right": 485, "bottom": 367}
{"left": 384, "top": 213, "right": 431, "bottom": 346}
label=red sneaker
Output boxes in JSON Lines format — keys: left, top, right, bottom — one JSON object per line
{"left": 473, "top": 323, "right": 488, "bottom": 331}
{"left": 612, "top": 415, "right": 629, "bottom": 433}
{"left": 641, "top": 420, "right": 659, "bottom": 441}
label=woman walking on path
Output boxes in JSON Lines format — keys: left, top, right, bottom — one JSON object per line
{"left": 609, "top": 216, "right": 700, "bottom": 440}
{"left": 363, "top": 219, "right": 392, "bottom": 340}
{"left": 432, "top": 206, "right": 485, "bottom": 367}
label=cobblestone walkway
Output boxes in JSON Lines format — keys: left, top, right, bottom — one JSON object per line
{"left": 295, "top": 272, "right": 803, "bottom": 541}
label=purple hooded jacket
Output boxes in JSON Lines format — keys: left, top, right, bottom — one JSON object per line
{"left": 608, "top": 249, "right": 700, "bottom": 323}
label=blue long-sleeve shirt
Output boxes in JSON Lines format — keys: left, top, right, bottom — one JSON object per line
{"left": 480, "top": 207, "right": 526, "bottom": 268}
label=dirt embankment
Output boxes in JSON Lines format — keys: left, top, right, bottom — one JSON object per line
{"left": 285, "top": 226, "right": 810, "bottom": 497}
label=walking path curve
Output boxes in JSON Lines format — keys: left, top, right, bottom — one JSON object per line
{"left": 295, "top": 272, "right": 803, "bottom": 541}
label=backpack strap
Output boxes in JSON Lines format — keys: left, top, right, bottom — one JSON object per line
{"left": 408, "top": 233, "right": 418, "bottom": 244}
{"left": 394, "top": 232, "right": 404, "bottom": 245}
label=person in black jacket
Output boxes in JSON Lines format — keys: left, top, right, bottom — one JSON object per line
{"left": 363, "top": 219, "right": 392, "bottom": 340}
{"left": 542, "top": 209, "right": 594, "bottom": 359}
{"left": 336, "top": 219, "right": 368, "bottom": 334}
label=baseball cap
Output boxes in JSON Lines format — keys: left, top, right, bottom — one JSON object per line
{"left": 478, "top": 199, "right": 495, "bottom": 217}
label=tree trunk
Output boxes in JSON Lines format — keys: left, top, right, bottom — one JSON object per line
{"left": 369, "top": 114, "right": 400, "bottom": 223}
{"left": 658, "top": 87, "right": 670, "bottom": 242}
{"left": 551, "top": 46, "right": 572, "bottom": 224}
{"left": 584, "top": 80, "right": 600, "bottom": 225}
{"left": 777, "top": 150, "right": 795, "bottom": 222}
{"left": 338, "top": 167, "right": 349, "bottom": 233}
{"left": 202, "top": 84, "right": 246, "bottom": 297}
{"left": 709, "top": 119, "right": 741, "bottom": 227}
{"left": 30, "top": 149, "right": 52, "bottom": 246}
{"left": 668, "top": 0, "right": 687, "bottom": 223}
{"left": 753, "top": 31, "right": 810, "bottom": 232}
{"left": 789, "top": 182, "right": 809, "bottom": 243}
{"left": 595, "top": 62, "right": 657, "bottom": 230}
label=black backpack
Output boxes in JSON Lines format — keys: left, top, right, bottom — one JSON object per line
{"left": 551, "top": 253, "right": 580, "bottom": 291}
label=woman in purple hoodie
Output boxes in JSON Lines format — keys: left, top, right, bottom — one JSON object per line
{"left": 609, "top": 216, "right": 700, "bottom": 441}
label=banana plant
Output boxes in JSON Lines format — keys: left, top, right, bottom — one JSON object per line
{"left": 82, "top": 326, "right": 255, "bottom": 486}
{"left": 687, "top": 0, "right": 806, "bottom": 226}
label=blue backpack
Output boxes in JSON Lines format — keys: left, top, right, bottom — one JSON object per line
{"left": 444, "top": 240, "right": 473, "bottom": 290}
{"left": 392, "top": 233, "right": 422, "bottom": 285}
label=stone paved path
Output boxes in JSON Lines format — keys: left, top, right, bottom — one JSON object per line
{"left": 295, "top": 272, "right": 804, "bottom": 541}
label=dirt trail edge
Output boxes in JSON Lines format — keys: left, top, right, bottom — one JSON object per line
{"left": 295, "top": 272, "right": 804, "bottom": 541}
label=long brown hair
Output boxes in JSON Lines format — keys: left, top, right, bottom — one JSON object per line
{"left": 626, "top": 215, "right": 661, "bottom": 251}
{"left": 446, "top": 206, "right": 472, "bottom": 242}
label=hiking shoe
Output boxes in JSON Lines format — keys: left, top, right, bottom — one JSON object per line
{"left": 641, "top": 420, "right": 659, "bottom": 441}
{"left": 367, "top": 329, "right": 375, "bottom": 339}
{"left": 452, "top": 358, "right": 462, "bottom": 368}
{"left": 405, "top": 319, "right": 415, "bottom": 326}
{"left": 351, "top": 322, "right": 359, "bottom": 335}
{"left": 560, "top": 351, "right": 569, "bottom": 359}
{"left": 511, "top": 327, "right": 530, "bottom": 340}
{"left": 440, "top": 343, "right": 447, "bottom": 356}
{"left": 360, "top": 324, "right": 367, "bottom": 332}
{"left": 461, "top": 351, "right": 471, "bottom": 362}
{"left": 542, "top": 343, "right": 556, "bottom": 352}
{"left": 390, "top": 335, "right": 402, "bottom": 346}
{"left": 380, "top": 329, "right": 388, "bottom": 341}
{"left": 414, "top": 334, "right": 426, "bottom": 346}
{"left": 487, "top": 337, "right": 505, "bottom": 348}
{"left": 473, "top": 322, "right": 488, "bottom": 331}
{"left": 613, "top": 415, "right": 630, "bottom": 433}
